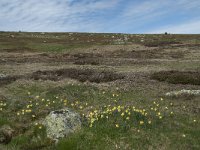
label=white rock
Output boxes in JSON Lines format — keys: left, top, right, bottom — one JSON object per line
{"left": 43, "top": 108, "right": 81, "bottom": 141}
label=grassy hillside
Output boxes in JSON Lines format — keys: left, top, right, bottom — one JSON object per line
{"left": 0, "top": 32, "right": 199, "bottom": 150}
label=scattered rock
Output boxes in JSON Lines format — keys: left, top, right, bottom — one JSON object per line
{"left": 0, "top": 74, "right": 7, "bottom": 79}
{"left": 0, "top": 125, "right": 14, "bottom": 144}
{"left": 166, "top": 89, "right": 200, "bottom": 97}
{"left": 43, "top": 108, "right": 81, "bottom": 141}
{"left": 10, "top": 35, "right": 15, "bottom": 38}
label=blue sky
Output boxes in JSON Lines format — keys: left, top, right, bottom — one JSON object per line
{"left": 0, "top": 0, "right": 200, "bottom": 33}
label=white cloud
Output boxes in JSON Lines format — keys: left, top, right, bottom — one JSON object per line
{"left": 0, "top": 0, "right": 200, "bottom": 33}
{"left": 107, "top": 0, "right": 200, "bottom": 33}
{"left": 0, "top": 0, "right": 120, "bottom": 32}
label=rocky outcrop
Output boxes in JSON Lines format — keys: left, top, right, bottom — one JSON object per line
{"left": 43, "top": 108, "right": 81, "bottom": 141}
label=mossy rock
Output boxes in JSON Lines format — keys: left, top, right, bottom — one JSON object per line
{"left": 43, "top": 108, "right": 81, "bottom": 141}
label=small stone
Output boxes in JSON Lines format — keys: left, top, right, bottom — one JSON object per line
{"left": 0, "top": 74, "right": 7, "bottom": 79}
{"left": 0, "top": 125, "right": 14, "bottom": 144}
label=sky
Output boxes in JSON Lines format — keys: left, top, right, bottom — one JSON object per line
{"left": 0, "top": 0, "right": 200, "bottom": 33}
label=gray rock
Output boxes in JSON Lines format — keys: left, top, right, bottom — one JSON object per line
{"left": 166, "top": 89, "right": 200, "bottom": 97}
{"left": 0, "top": 74, "right": 7, "bottom": 79}
{"left": 0, "top": 125, "right": 14, "bottom": 144}
{"left": 43, "top": 108, "right": 81, "bottom": 141}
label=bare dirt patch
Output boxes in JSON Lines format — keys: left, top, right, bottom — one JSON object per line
{"left": 151, "top": 70, "right": 200, "bottom": 85}
{"left": 31, "top": 68, "right": 124, "bottom": 83}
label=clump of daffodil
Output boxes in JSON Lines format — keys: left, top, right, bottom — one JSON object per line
{"left": 139, "top": 121, "right": 144, "bottom": 125}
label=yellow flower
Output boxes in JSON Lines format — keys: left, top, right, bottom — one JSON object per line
{"left": 161, "top": 98, "right": 163, "bottom": 101}
{"left": 39, "top": 126, "right": 42, "bottom": 129}
{"left": 182, "top": 134, "right": 186, "bottom": 138}
{"left": 112, "top": 106, "right": 117, "bottom": 111}
{"left": 159, "top": 116, "right": 162, "bottom": 119}
{"left": 170, "top": 103, "right": 173, "bottom": 106}
{"left": 139, "top": 121, "right": 144, "bottom": 125}
{"left": 35, "top": 123, "right": 38, "bottom": 126}
{"left": 17, "top": 112, "right": 20, "bottom": 116}
{"left": 193, "top": 119, "right": 197, "bottom": 123}
{"left": 126, "top": 117, "right": 130, "bottom": 120}
{"left": 170, "top": 112, "right": 174, "bottom": 115}
{"left": 26, "top": 109, "right": 32, "bottom": 113}
{"left": 115, "top": 124, "right": 119, "bottom": 128}
{"left": 79, "top": 106, "right": 83, "bottom": 109}
{"left": 28, "top": 92, "right": 31, "bottom": 95}
{"left": 157, "top": 112, "right": 161, "bottom": 116}
{"left": 148, "top": 120, "right": 151, "bottom": 124}
{"left": 121, "top": 112, "right": 125, "bottom": 117}
{"left": 32, "top": 115, "right": 36, "bottom": 118}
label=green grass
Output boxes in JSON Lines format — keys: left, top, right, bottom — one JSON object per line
{"left": 0, "top": 32, "right": 200, "bottom": 150}
{"left": 1, "top": 80, "right": 199, "bottom": 150}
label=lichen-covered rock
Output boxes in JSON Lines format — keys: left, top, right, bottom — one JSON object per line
{"left": 43, "top": 108, "right": 81, "bottom": 141}
{"left": 166, "top": 89, "right": 200, "bottom": 97}
{"left": 0, "top": 125, "right": 14, "bottom": 144}
{"left": 0, "top": 74, "right": 7, "bottom": 79}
